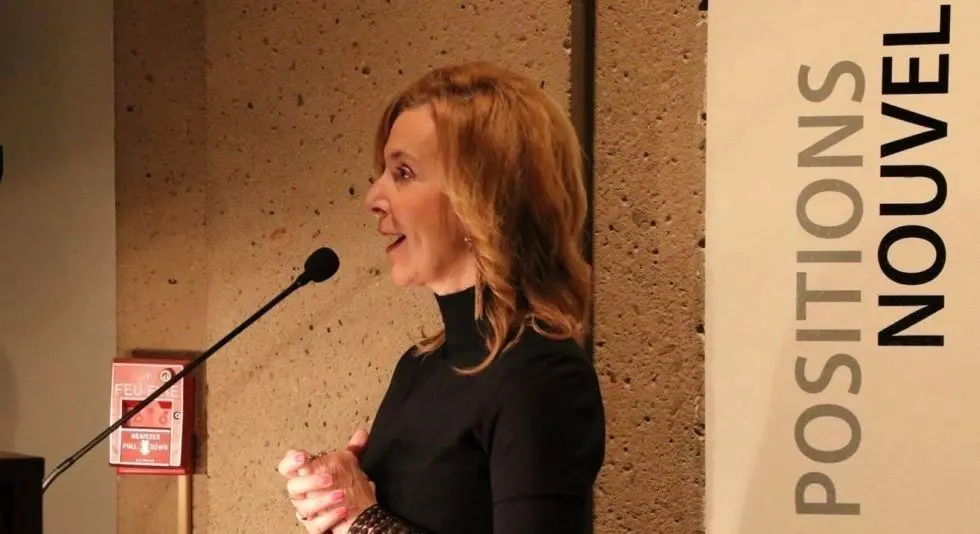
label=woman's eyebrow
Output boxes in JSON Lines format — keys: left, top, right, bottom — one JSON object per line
{"left": 387, "top": 149, "right": 418, "bottom": 163}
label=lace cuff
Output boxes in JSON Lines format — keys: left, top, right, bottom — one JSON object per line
{"left": 349, "top": 504, "right": 427, "bottom": 534}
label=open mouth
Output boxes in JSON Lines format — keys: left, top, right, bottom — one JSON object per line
{"left": 386, "top": 234, "right": 406, "bottom": 252}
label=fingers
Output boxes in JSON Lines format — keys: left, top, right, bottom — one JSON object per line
{"left": 286, "top": 473, "right": 334, "bottom": 498}
{"left": 280, "top": 448, "right": 348, "bottom": 532}
{"left": 346, "top": 428, "right": 370, "bottom": 456}
{"left": 296, "top": 462, "right": 313, "bottom": 478}
{"left": 277, "top": 449, "right": 308, "bottom": 477}
{"left": 293, "top": 489, "right": 348, "bottom": 522}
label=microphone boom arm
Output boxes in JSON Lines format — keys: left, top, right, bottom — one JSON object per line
{"left": 41, "top": 274, "right": 310, "bottom": 493}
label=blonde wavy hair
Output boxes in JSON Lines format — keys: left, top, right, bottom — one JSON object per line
{"left": 373, "top": 61, "right": 591, "bottom": 375}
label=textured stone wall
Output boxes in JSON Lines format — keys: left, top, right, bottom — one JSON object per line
{"left": 114, "top": 0, "right": 208, "bottom": 532}
{"left": 592, "top": 1, "right": 707, "bottom": 531}
{"left": 116, "top": 1, "right": 574, "bottom": 532}
{"left": 115, "top": 1, "right": 707, "bottom": 532}
{"left": 202, "top": 2, "right": 571, "bottom": 532}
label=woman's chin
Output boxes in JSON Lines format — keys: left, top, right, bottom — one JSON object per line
{"left": 388, "top": 265, "right": 413, "bottom": 287}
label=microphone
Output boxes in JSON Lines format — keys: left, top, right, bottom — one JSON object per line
{"left": 39, "top": 247, "right": 340, "bottom": 493}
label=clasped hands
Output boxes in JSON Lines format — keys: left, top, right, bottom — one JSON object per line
{"left": 278, "top": 428, "right": 377, "bottom": 534}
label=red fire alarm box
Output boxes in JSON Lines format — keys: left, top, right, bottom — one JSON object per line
{"left": 108, "top": 356, "right": 195, "bottom": 475}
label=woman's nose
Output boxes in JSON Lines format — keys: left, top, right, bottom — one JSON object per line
{"left": 364, "top": 176, "right": 387, "bottom": 216}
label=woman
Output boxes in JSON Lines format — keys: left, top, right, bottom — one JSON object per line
{"left": 277, "top": 61, "right": 606, "bottom": 534}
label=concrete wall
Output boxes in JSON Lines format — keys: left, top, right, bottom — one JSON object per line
{"left": 593, "top": 2, "right": 707, "bottom": 531}
{"left": 114, "top": 0, "right": 208, "bottom": 531}
{"left": 0, "top": 1, "right": 116, "bottom": 532}
{"left": 114, "top": 0, "right": 707, "bottom": 532}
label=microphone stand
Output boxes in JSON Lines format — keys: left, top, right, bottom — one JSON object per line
{"left": 41, "top": 272, "right": 313, "bottom": 493}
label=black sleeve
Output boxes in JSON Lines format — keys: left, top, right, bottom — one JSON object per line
{"left": 488, "top": 350, "right": 606, "bottom": 534}
{"left": 349, "top": 504, "right": 427, "bottom": 534}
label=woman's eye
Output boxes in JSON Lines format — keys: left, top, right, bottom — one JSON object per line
{"left": 395, "top": 166, "right": 414, "bottom": 181}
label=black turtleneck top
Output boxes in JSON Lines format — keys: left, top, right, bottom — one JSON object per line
{"left": 353, "top": 286, "right": 606, "bottom": 534}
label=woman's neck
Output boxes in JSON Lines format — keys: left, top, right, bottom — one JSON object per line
{"left": 426, "top": 254, "right": 478, "bottom": 296}
{"left": 433, "top": 285, "right": 487, "bottom": 356}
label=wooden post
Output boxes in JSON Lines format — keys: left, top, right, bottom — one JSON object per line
{"left": 177, "top": 474, "right": 192, "bottom": 534}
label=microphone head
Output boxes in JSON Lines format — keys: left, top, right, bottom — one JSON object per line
{"left": 300, "top": 247, "right": 340, "bottom": 284}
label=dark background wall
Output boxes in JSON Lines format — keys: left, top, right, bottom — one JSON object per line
{"left": 0, "top": 0, "right": 116, "bottom": 532}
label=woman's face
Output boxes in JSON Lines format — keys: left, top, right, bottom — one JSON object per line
{"left": 364, "top": 105, "right": 477, "bottom": 295}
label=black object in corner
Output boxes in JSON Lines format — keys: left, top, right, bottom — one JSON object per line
{"left": 0, "top": 452, "right": 43, "bottom": 534}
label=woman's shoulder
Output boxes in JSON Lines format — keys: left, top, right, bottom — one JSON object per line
{"left": 499, "top": 327, "right": 593, "bottom": 369}
{"left": 488, "top": 329, "right": 602, "bottom": 407}
{"left": 482, "top": 329, "right": 606, "bottom": 470}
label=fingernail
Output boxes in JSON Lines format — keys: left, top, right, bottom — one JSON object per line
{"left": 294, "top": 453, "right": 305, "bottom": 464}
{"left": 320, "top": 474, "right": 332, "bottom": 485}
{"left": 330, "top": 490, "right": 345, "bottom": 503}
